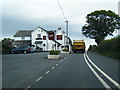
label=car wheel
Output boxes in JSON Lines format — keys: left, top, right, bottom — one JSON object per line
{"left": 12, "top": 52, "right": 14, "bottom": 54}
{"left": 24, "top": 51, "right": 27, "bottom": 54}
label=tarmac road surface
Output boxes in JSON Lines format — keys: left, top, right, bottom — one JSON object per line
{"left": 2, "top": 51, "right": 120, "bottom": 89}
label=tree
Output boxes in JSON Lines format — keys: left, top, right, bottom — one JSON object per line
{"left": 2, "top": 38, "right": 14, "bottom": 54}
{"left": 82, "top": 10, "right": 120, "bottom": 45}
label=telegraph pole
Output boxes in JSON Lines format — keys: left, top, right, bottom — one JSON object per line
{"left": 65, "top": 20, "right": 69, "bottom": 49}
{"left": 65, "top": 21, "right": 69, "bottom": 38}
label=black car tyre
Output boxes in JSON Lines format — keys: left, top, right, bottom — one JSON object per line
{"left": 11, "top": 52, "right": 14, "bottom": 54}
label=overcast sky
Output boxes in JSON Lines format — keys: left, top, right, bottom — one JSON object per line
{"left": 1, "top": 0, "right": 120, "bottom": 49}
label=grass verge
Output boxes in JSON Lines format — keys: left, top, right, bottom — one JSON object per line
{"left": 95, "top": 50, "right": 119, "bottom": 60}
{"left": 88, "top": 35, "right": 120, "bottom": 60}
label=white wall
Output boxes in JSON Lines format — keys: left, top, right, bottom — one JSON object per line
{"left": 56, "top": 29, "right": 65, "bottom": 46}
{"left": 14, "top": 37, "right": 31, "bottom": 40}
{"left": 31, "top": 28, "right": 47, "bottom": 45}
{"left": 47, "top": 40, "right": 55, "bottom": 51}
{"left": 31, "top": 27, "right": 57, "bottom": 51}
{"left": 14, "top": 37, "right": 21, "bottom": 40}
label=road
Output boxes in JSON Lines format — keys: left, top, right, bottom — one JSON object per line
{"left": 2, "top": 52, "right": 120, "bottom": 89}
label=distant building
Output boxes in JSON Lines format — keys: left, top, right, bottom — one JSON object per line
{"left": 13, "top": 27, "right": 72, "bottom": 51}
{"left": 118, "top": 1, "right": 120, "bottom": 16}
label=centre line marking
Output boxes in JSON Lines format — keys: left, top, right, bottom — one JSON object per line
{"left": 56, "top": 64, "right": 58, "bottom": 66}
{"left": 52, "top": 66, "right": 55, "bottom": 69}
{"left": 64, "top": 57, "right": 67, "bottom": 59}
{"left": 46, "top": 71, "right": 50, "bottom": 74}
{"left": 36, "top": 77, "right": 42, "bottom": 82}
{"left": 25, "top": 86, "right": 31, "bottom": 90}
{"left": 59, "top": 61, "right": 61, "bottom": 63}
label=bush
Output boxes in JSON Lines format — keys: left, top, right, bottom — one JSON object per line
{"left": 50, "top": 50, "right": 60, "bottom": 55}
{"left": 94, "top": 35, "right": 120, "bottom": 60}
{"left": 88, "top": 45, "right": 97, "bottom": 51}
{"left": 2, "top": 38, "right": 14, "bottom": 54}
{"left": 62, "top": 48, "right": 68, "bottom": 52}
{"left": 97, "top": 35, "right": 120, "bottom": 53}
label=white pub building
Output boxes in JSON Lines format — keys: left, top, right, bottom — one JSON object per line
{"left": 14, "top": 27, "right": 72, "bottom": 51}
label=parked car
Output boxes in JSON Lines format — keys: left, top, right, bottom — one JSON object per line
{"left": 34, "top": 47, "right": 43, "bottom": 52}
{"left": 10, "top": 46, "right": 34, "bottom": 54}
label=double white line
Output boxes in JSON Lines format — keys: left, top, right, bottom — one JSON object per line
{"left": 84, "top": 52, "right": 120, "bottom": 89}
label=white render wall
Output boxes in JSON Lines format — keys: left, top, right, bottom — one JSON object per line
{"left": 31, "top": 28, "right": 48, "bottom": 51}
{"left": 47, "top": 40, "right": 55, "bottom": 51}
{"left": 14, "top": 27, "right": 71, "bottom": 51}
{"left": 31, "top": 28, "right": 47, "bottom": 45}
{"left": 31, "top": 27, "right": 58, "bottom": 51}
{"left": 56, "top": 29, "right": 65, "bottom": 46}
{"left": 14, "top": 37, "right": 31, "bottom": 40}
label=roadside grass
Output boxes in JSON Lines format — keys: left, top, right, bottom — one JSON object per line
{"left": 95, "top": 50, "right": 119, "bottom": 60}
{"left": 88, "top": 35, "right": 120, "bottom": 60}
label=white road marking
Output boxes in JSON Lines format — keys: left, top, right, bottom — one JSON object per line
{"left": 52, "top": 66, "right": 55, "bottom": 69}
{"left": 24, "top": 57, "right": 68, "bottom": 90}
{"left": 46, "top": 71, "right": 50, "bottom": 74}
{"left": 85, "top": 53, "right": 120, "bottom": 89}
{"left": 84, "top": 54, "right": 112, "bottom": 89}
{"left": 36, "top": 77, "right": 42, "bottom": 82}
{"left": 64, "top": 57, "right": 67, "bottom": 59}
{"left": 59, "top": 61, "right": 61, "bottom": 63}
{"left": 25, "top": 86, "right": 31, "bottom": 90}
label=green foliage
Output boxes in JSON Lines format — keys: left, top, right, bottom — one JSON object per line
{"left": 89, "top": 35, "right": 120, "bottom": 60}
{"left": 2, "top": 38, "right": 14, "bottom": 54}
{"left": 97, "top": 35, "right": 120, "bottom": 52}
{"left": 62, "top": 48, "right": 69, "bottom": 51}
{"left": 50, "top": 50, "right": 60, "bottom": 55}
{"left": 88, "top": 45, "right": 97, "bottom": 51}
{"left": 82, "top": 10, "right": 120, "bottom": 45}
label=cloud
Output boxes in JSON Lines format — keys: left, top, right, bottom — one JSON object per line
{"left": 2, "top": 0, "right": 119, "bottom": 45}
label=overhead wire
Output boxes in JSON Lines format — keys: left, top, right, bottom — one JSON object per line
{"left": 57, "top": 0, "right": 68, "bottom": 21}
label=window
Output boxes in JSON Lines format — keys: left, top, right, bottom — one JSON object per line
{"left": 48, "top": 32, "right": 54, "bottom": 40}
{"left": 36, "top": 38, "right": 42, "bottom": 40}
{"left": 37, "top": 34, "right": 41, "bottom": 38}
{"left": 35, "top": 41, "right": 43, "bottom": 44}
{"left": 57, "top": 35, "right": 62, "bottom": 40}
{"left": 43, "top": 36, "right": 46, "bottom": 40}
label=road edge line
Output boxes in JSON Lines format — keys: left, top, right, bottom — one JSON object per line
{"left": 83, "top": 54, "right": 111, "bottom": 89}
{"left": 85, "top": 53, "right": 120, "bottom": 89}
